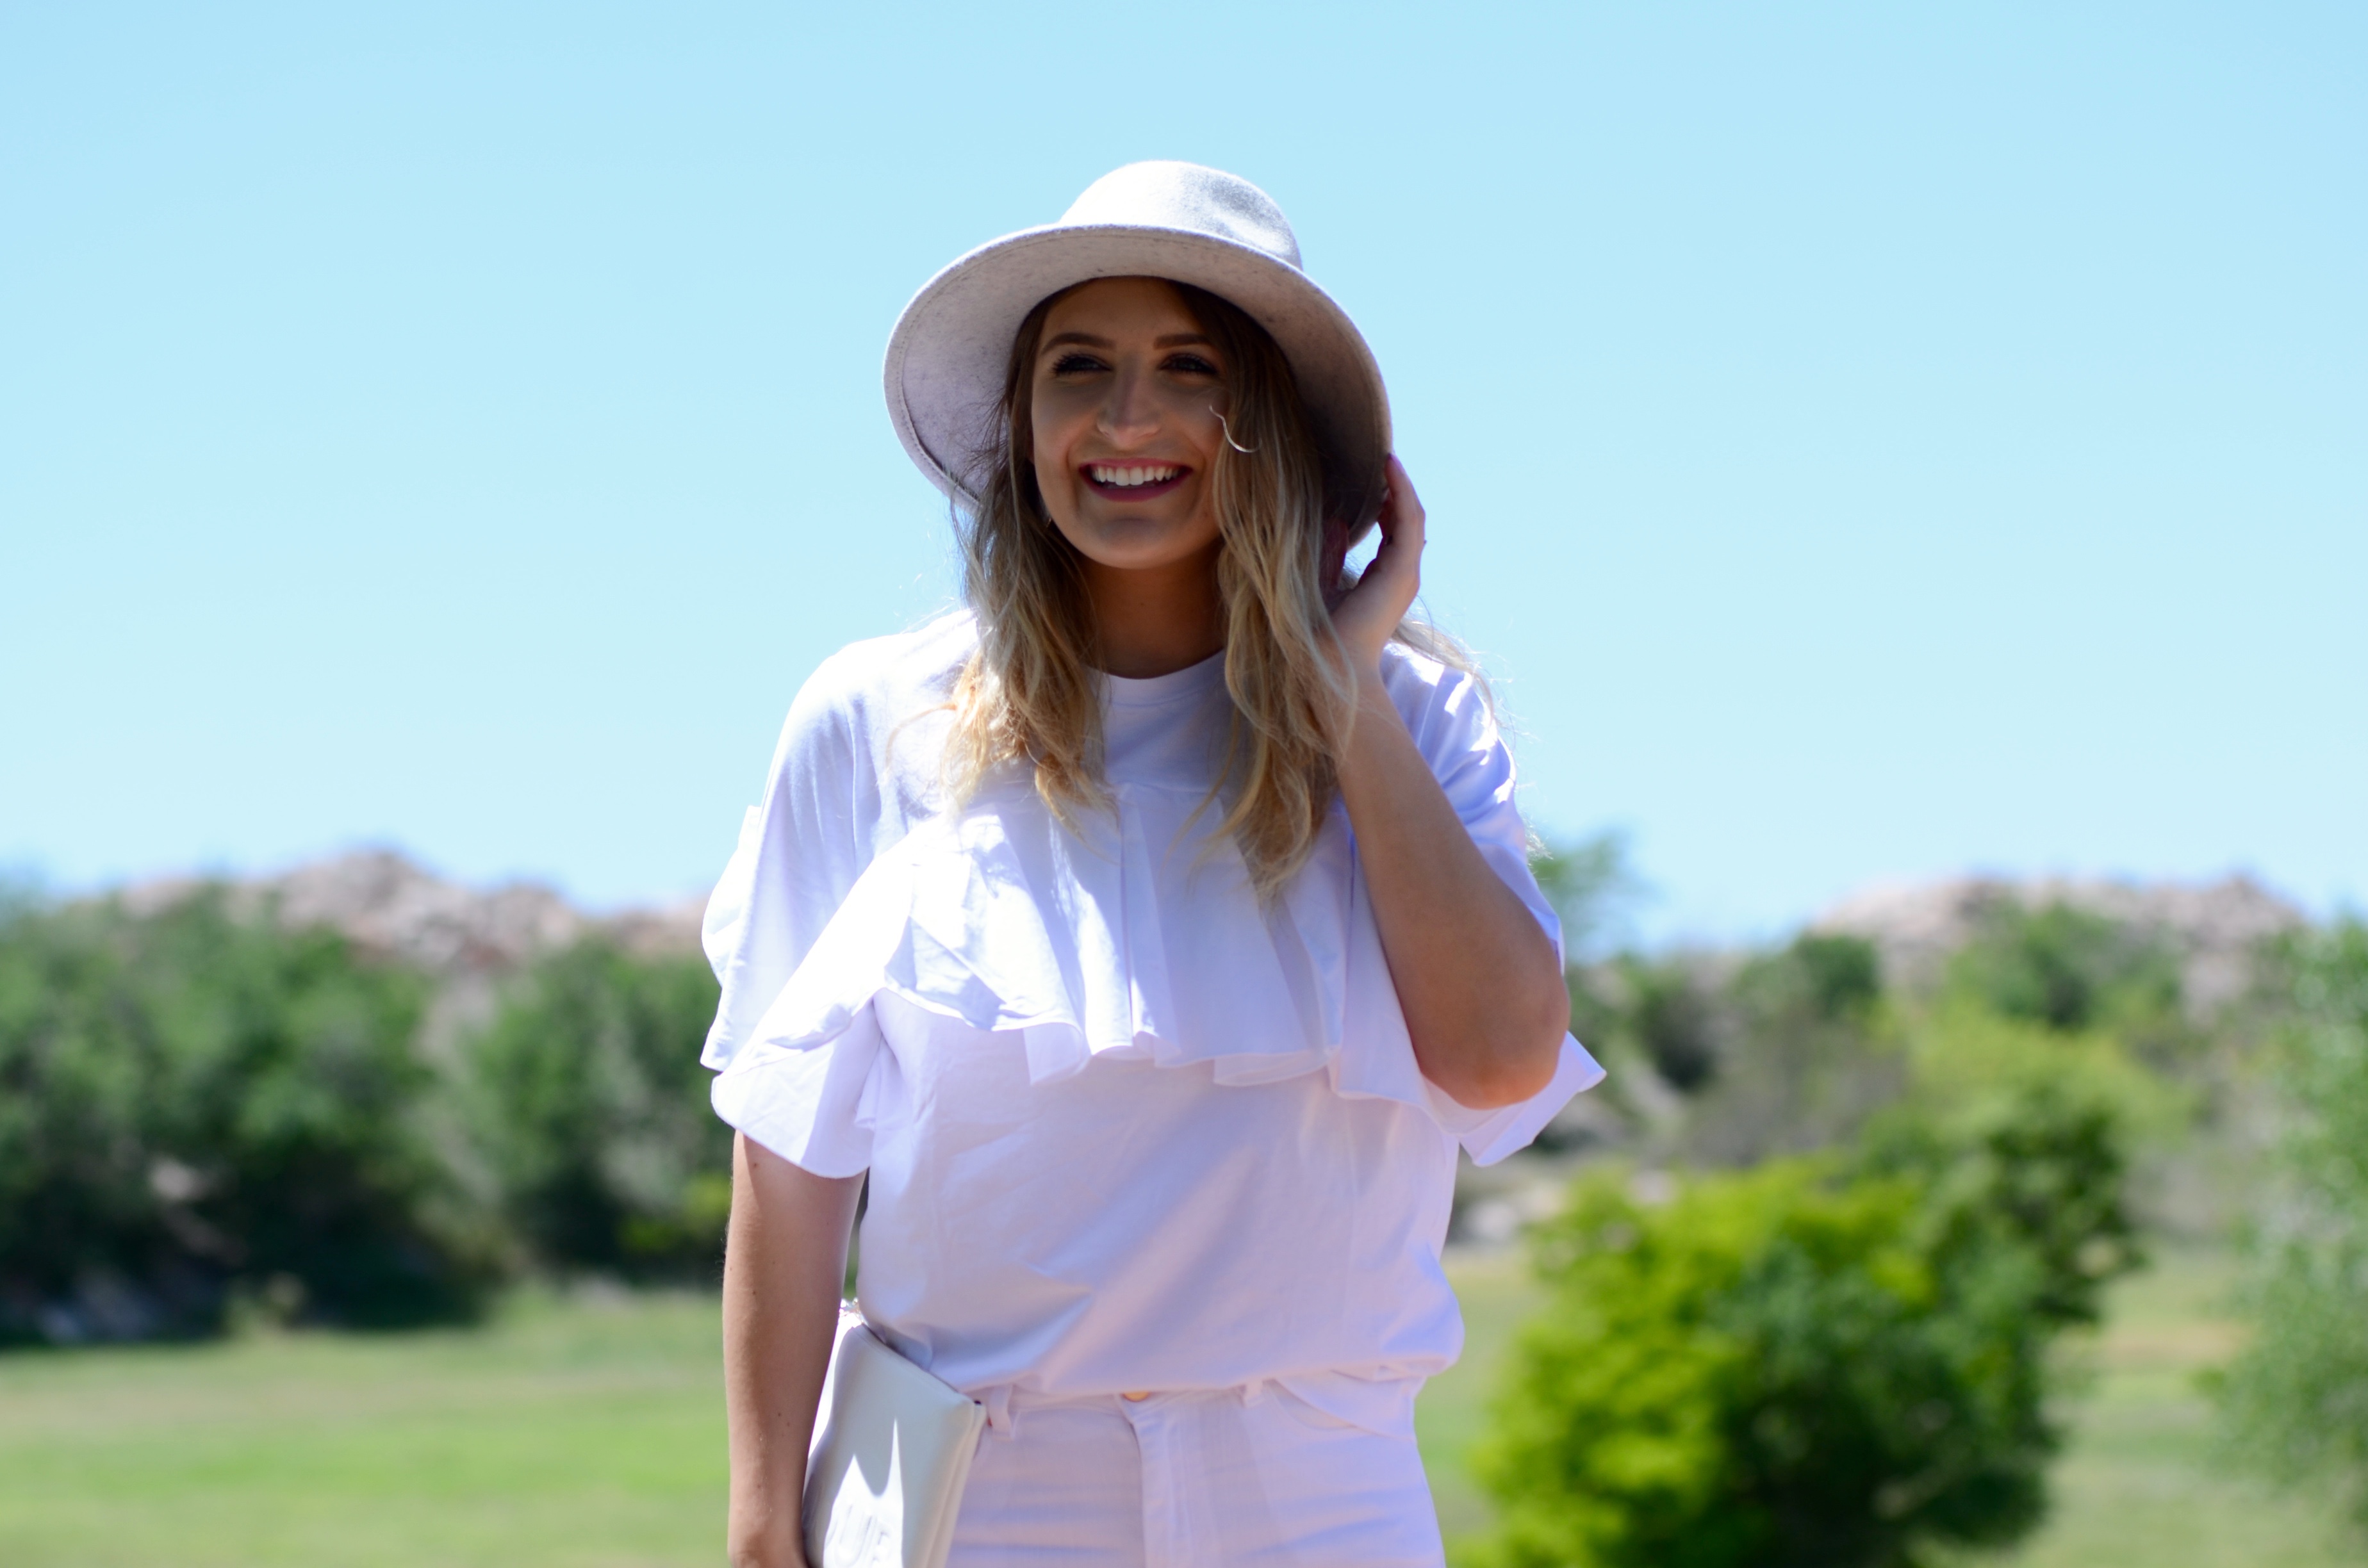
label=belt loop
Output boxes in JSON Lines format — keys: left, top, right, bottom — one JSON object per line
{"left": 1239, "top": 1376, "right": 1269, "bottom": 1407}
{"left": 980, "top": 1384, "right": 1017, "bottom": 1437}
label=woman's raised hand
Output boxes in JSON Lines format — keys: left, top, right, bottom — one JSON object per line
{"left": 1324, "top": 454, "right": 1572, "bottom": 1107}
{"left": 1329, "top": 455, "right": 1424, "bottom": 682}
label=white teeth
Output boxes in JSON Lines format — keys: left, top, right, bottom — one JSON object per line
{"left": 1090, "top": 464, "right": 1179, "bottom": 487}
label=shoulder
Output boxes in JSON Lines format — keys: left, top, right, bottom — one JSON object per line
{"left": 771, "top": 611, "right": 966, "bottom": 739}
{"left": 776, "top": 613, "right": 976, "bottom": 751}
{"left": 1377, "top": 639, "right": 1499, "bottom": 760}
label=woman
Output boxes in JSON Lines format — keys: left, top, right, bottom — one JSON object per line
{"left": 703, "top": 162, "right": 1604, "bottom": 1567}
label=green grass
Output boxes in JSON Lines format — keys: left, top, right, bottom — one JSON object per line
{"left": 1418, "top": 1249, "right": 1547, "bottom": 1542}
{"left": 0, "top": 1248, "right": 2357, "bottom": 1566}
{"left": 1966, "top": 1245, "right": 2359, "bottom": 1568}
{"left": 0, "top": 1288, "right": 730, "bottom": 1567}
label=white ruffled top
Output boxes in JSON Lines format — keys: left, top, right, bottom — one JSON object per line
{"left": 701, "top": 614, "right": 1604, "bottom": 1432}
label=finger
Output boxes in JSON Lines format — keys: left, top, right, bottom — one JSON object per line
{"left": 1384, "top": 454, "right": 1424, "bottom": 519}
{"left": 1381, "top": 455, "right": 1425, "bottom": 557}
{"left": 1356, "top": 480, "right": 1422, "bottom": 607}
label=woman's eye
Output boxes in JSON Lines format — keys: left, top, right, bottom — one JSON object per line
{"left": 1049, "top": 353, "right": 1106, "bottom": 375}
{"left": 1165, "top": 354, "right": 1219, "bottom": 376}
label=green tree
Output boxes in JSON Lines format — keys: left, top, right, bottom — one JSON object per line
{"left": 1613, "top": 954, "right": 1723, "bottom": 1094}
{"left": 1467, "top": 1072, "right": 2135, "bottom": 1568}
{"left": 1945, "top": 901, "right": 2190, "bottom": 1068}
{"left": 1532, "top": 833, "right": 1644, "bottom": 969}
{"left": 0, "top": 890, "right": 500, "bottom": 1340}
{"left": 470, "top": 940, "right": 730, "bottom": 1280}
{"left": 0, "top": 890, "right": 180, "bottom": 1337}
{"left": 1533, "top": 835, "right": 1647, "bottom": 1063}
{"left": 2216, "top": 919, "right": 2368, "bottom": 1531}
{"left": 1680, "top": 935, "right": 1900, "bottom": 1166}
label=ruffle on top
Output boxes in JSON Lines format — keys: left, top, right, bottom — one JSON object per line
{"left": 702, "top": 648, "right": 1605, "bottom": 1179}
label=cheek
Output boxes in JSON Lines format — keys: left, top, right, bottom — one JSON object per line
{"left": 1030, "top": 381, "right": 1095, "bottom": 441}
{"left": 1158, "top": 387, "right": 1227, "bottom": 462}
{"left": 1030, "top": 436, "right": 1073, "bottom": 517}
{"left": 1028, "top": 397, "right": 1078, "bottom": 508}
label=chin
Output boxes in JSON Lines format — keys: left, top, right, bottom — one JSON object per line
{"left": 1067, "top": 511, "right": 1221, "bottom": 572}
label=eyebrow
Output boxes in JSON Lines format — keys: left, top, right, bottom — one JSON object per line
{"left": 1040, "top": 331, "right": 1217, "bottom": 353}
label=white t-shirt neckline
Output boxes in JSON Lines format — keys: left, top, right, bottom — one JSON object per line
{"left": 1098, "top": 648, "right": 1227, "bottom": 708}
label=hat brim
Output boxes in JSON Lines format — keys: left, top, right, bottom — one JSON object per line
{"left": 884, "top": 224, "right": 1392, "bottom": 538}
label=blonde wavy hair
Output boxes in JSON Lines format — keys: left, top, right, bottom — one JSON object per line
{"left": 947, "top": 279, "right": 1476, "bottom": 898}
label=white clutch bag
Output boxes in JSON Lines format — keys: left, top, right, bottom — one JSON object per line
{"left": 804, "top": 1306, "right": 987, "bottom": 1568}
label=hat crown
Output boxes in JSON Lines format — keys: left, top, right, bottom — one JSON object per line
{"left": 1058, "top": 161, "right": 1303, "bottom": 271}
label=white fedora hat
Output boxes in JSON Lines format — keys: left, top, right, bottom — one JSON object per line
{"left": 884, "top": 161, "right": 1392, "bottom": 536}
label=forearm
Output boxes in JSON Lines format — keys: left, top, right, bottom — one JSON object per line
{"left": 722, "top": 1132, "right": 864, "bottom": 1568}
{"left": 1336, "top": 673, "right": 1569, "bottom": 1108}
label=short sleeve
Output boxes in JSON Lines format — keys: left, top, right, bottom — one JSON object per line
{"left": 699, "top": 657, "right": 883, "bottom": 1175}
{"left": 1382, "top": 649, "right": 1607, "bottom": 1164}
{"left": 1386, "top": 653, "right": 1565, "bottom": 963}
{"left": 709, "top": 1006, "right": 886, "bottom": 1179}
{"left": 1424, "top": 1040, "right": 1606, "bottom": 1166}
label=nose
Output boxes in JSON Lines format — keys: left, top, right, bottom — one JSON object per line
{"left": 1095, "top": 363, "right": 1162, "bottom": 445}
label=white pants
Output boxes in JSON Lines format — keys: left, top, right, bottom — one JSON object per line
{"left": 948, "top": 1385, "right": 1446, "bottom": 1567}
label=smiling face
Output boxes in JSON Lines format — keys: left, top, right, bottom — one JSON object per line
{"left": 1028, "top": 277, "right": 1229, "bottom": 578}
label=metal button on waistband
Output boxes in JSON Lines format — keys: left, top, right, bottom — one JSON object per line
{"left": 1121, "top": 1391, "right": 1151, "bottom": 1401}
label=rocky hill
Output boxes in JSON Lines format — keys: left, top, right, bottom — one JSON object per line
{"left": 1814, "top": 872, "right": 2303, "bottom": 1013}
{"left": 123, "top": 849, "right": 706, "bottom": 977}
{"left": 119, "top": 851, "right": 2307, "bottom": 1020}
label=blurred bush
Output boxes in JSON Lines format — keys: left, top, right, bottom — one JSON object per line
{"left": 0, "top": 890, "right": 502, "bottom": 1341}
{"left": 467, "top": 940, "right": 728, "bottom": 1281}
{"left": 2216, "top": 919, "right": 2368, "bottom": 1532}
{"left": 0, "top": 883, "right": 730, "bottom": 1342}
{"left": 1466, "top": 1054, "right": 2138, "bottom": 1568}
{"left": 1943, "top": 901, "right": 2197, "bottom": 1071}
{"left": 1552, "top": 885, "right": 2210, "bottom": 1191}
{"left": 1531, "top": 833, "right": 1645, "bottom": 968}
{"left": 1607, "top": 953, "right": 1723, "bottom": 1094}
{"left": 1675, "top": 934, "right": 1903, "bottom": 1167}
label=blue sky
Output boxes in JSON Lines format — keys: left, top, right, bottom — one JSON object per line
{"left": 3, "top": 1, "right": 2362, "bottom": 939}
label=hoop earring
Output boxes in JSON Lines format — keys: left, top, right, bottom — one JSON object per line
{"left": 1213, "top": 408, "right": 1258, "bottom": 455}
